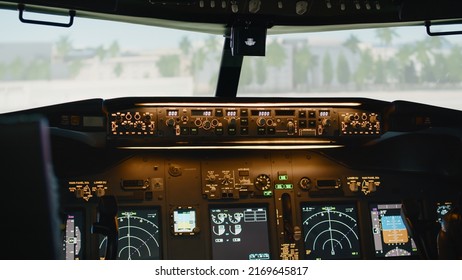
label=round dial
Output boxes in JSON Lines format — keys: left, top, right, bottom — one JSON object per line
{"left": 254, "top": 174, "right": 271, "bottom": 191}
{"left": 99, "top": 209, "right": 161, "bottom": 260}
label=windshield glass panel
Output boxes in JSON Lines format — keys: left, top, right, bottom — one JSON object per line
{"left": 238, "top": 27, "right": 462, "bottom": 110}
{"left": 1, "top": 8, "right": 462, "bottom": 112}
{"left": 0, "top": 9, "right": 221, "bottom": 113}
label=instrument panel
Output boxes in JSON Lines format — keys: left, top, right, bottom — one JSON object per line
{"left": 60, "top": 148, "right": 452, "bottom": 260}
{"left": 13, "top": 97, "right": 458, "bottom": 260}
{"left": 106, "top": 100, "right": 382, "bottom": 146}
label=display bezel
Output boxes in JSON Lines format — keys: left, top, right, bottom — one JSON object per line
{"left": 98, "top": 206, "right": 162, "bottom": 260}
{"left": 209, "top": 204, "right": 271, "bottom": 260}
{"left": 300, "top": 202, "right": 361, "bottom": 260}
{"left": 369, "top": 202, "right": 418, "bottom": 258}
{"left": 170, "top": 206, "right": 199, "bottom": 236}
{"left": 61, "top": 208, "right": 85, "bottom": 260}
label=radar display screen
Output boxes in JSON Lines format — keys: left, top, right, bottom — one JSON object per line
{"left": 370, "top": 203, "right": 417, "bottom": 257}
{"left": 99, "top": 208, "right": 161, "bottom": 260}
{"left": 210, "top": 206, "right": 270, "bottom": 260}
{"left": 301, "top": 203, "right": 360, "bottom": 259}
{"left": 61, "top": 211, "right": 84, "bottom": 260}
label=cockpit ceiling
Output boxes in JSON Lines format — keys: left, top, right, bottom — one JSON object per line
{"left": 1, "top": 0, "right": 462, "bottom": 34}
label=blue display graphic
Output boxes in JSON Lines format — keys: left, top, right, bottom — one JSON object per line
{"left": 370, "top": 203, "right": 417, "bottom": 257}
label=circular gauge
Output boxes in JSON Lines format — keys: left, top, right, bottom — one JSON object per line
{"left": 99, "top": 209, "right": 161, "bottom": 260}
{"left": 301, "top": 204, "right": 360, "bottom": 259}
{"left": 254, "top": 174, "right": 271, "bottom": 191}
{"left": 228, "top": 212, "right": 244, "bottom": 224}
{"left": 211, "top": 212, "right": 227, "bottom": 224}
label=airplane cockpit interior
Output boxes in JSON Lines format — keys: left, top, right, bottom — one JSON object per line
{"left": 1, "top": 0, "right": 462, "bottom": 261}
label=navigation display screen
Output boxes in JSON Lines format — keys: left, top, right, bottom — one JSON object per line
{"left": 99, "top": 208, "right": 161, "bottom": 260}
{"left": 301, "top": 203, "right": 360, "bottom": 259}
{"left": 210, "top": 206, "right": 270, "bottom": 260}
{"left": 370, "top": 203, "right": 418, "bottom": 257}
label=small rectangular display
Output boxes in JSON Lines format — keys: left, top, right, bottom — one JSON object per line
{"left": 437, "top": 202, "right": 453, "bottom": 224}
{"left": 370, "top": 203, "right": 417, "bottom": 257}
{"left": 226, "top": 110, "right": 237, "bottom": 117}
{"left": 251, "top": 110, "right": 271, "bottom": 117}
{"left": 173, "top": 208, "right": 197, "bottom": 234}
{"left": 210, "top": 206, "right": 270, "bottom": 260}
{"left": 61, "top": 210, "right": 84, "bottom": 260}
{"left": 167, "top": 110, "right": 179, "bottom": 117}
{"left": 99, "top": 208, "right": 161, "bottom": 260}
{"left": 191, "top": 109, "right": 213, "bottom": 116}
{"left": 301, "top": 203, "right": 360, "bottom": 259}
{"left": 275, "top": 110, "right": 295, "bottom": 116}
{"left": 319, "top": 110, "right": 330, "bottom": 117}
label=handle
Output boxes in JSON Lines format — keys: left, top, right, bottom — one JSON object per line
{"left": 18, "top": 4, "right": 76, "bottom": 28}
{"left": 425, "top": 20, "right": 462, "bottom": 37}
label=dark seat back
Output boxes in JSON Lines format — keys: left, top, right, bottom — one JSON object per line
{"left": 0, "top": 115, "right": 61, "bottom": 259}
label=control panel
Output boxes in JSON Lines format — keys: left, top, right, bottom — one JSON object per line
{"left": 107, "top": 102, "right": 382, "bottom": 145}
{"left": 61, "top": 148, "right": 449, "bottom": 261}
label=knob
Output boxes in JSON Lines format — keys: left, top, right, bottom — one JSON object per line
{"left": 370, "top": 114, "right": 379, "bottom": 123}
{"left": 166, "top": 118, "right": 175, "bottom": 127}
{"left": 257, "top": 117, "right": 266, "bottom": 127}
{"left": 321, "top": 118, "right": 331, "bottom": 127}
{"left": 344, "top": 115, "right": 351, "bottom": 123}
{"left": 254, "top": 174, "right": 271, "bottom": 191}
{"left": 144, "top": 114, "right": 151, "bottom": 123}
{"left": 299, "top": 177, "right": 312, "bottom": 190}
{"left": 202, "top": 120, "right": 212, "bottom": 130}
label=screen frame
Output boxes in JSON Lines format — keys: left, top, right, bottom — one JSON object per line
{"left": 299, "top": 201, "right": 361, "bottom": 260}
{"left": 208, "top": 203, "right": 272, "bottom": 260}
{"left": 98, "top": 206, "right": 163, "bottom": 260}
{"left": 170, "top": 205, "right": 199, "bottom": 236}
{"left": 368, "top": 202, "right": 418, "bottom": 258}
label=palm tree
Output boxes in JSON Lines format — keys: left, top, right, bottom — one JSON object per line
{"left": 108, "top": 41, "right": 120, "bottom": 58}
{"left": 343, "top": 34, "right": 361, "bottom": 54}
{"left": 375, "top": 27, "right": 399, "bottom": 47}
{"left": 353, "top": 49, "right": 374, "bottom": 90}
{"left": 266, "top": 39, "right": 287, "bottom": 69}
{"left": 292, "top": 41, "right": 315, "bottom": 90}
{"left": 179, "top": 36, "right": 192, "bottom": 56}
{"left": 191, "top": 48, "right": 207, "bottom": 75}
{"left": 156, "top": 54, "right": 180, "bottom": 77}
{"left": 96, "top": 45, "right": 107, "bottom": 62}
{"left": 445, "top": 45, "right": 462, "bottom": 83}
{"left": 322, "top": 52, "right": 334, "bottom": 87}
{"left": 337, "top": 52, "right": 350, "bottom": 85}
{"left": 55, "top": 35, "right": 72, "bottom": 59}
